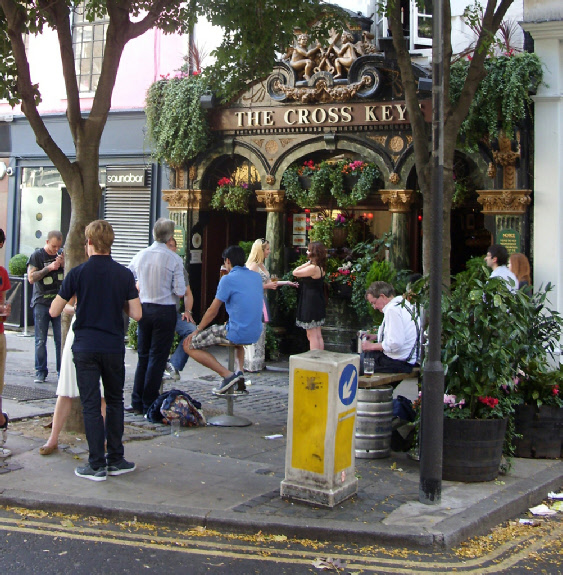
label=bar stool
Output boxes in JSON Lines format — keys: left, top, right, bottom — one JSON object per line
{"left": 208, "top": 343, "right": 251, "bottom": 427}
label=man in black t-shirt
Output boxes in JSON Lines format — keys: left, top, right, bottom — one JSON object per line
{"left": 50, "top": 220, "right": 142, "bottom": 482}
{"left": 27, "top": 231, "right": 64, "bottom": 383}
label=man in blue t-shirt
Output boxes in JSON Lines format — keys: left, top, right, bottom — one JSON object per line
{"left": 184, "top": 245, "right": 263, "bottom": 394}
{"left": 50, "top": 220, "right": 142, "bottom": 482}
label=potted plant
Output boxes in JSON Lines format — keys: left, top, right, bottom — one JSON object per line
{"left": 282, "top": 160, "right": 330, "bottom": 208}
{"left": 330, "top": 160, "right": 380, "bottom": 208}
{"left": 6, "top": 253, "right": 33, "bottom": 328}
{"left": 211, "top": 177, "right": 252, "bottom": 213}
{"left": 513, "top": 362, "right": 563, "bottom": 459}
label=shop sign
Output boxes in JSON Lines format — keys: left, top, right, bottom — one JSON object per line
{"left": 173, "top": 226, "right": 186, "bottom": 257}
{"left": 106, "top": 167, "right": 147, "bottom": 187}
{"left": 210, "top": 100, "right": 431, "bottom": 132}
{"left": 293, "top": 213, "right": 307, "bottom": 247}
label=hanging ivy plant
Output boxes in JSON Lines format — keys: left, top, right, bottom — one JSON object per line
{"left": 450, "top": 52, "right": 544, "bottom": 150}
{"left": 145, "top": 74, "right": 211, "bottom": 168}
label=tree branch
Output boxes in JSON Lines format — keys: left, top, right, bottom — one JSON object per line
{"left": 0, "top": 0, "right": 76, "bottom": 183}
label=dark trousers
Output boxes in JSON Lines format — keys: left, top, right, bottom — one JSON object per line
{"left": 363, "top": 350, "right": 415, "bottom": 374}
{"left": 132, "top": 303, "right": 177, "bottom": 413}
{"left": 33, "top": 303, "right": 61, "bottom": 377}
{"left": 73, "top": 351, "right": 125, "bottom": 469}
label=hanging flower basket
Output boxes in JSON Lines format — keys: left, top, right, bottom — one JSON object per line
{"left": 282, "top": 159, "right": 381, "bottom": 209}
{"left": 211, "top": 178, "right": 252, "bottom": 213}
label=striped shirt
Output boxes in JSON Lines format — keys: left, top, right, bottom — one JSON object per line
{"left": 129, "top": 242, "right": 186, "bottom": 305}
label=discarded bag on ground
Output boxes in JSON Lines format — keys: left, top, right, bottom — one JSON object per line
{"left": 146, "top": 389, "right": 206, "bottom": 427}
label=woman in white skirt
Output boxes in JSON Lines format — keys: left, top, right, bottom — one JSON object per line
{"left": 39, "top": 300, "right": 106, "bottom": 455}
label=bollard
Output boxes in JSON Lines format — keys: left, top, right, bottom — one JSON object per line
{"left": 280, "top": 350, "right": 359, "bottom": 507}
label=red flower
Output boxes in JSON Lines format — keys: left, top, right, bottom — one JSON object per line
{"left": 217, "top": 177, "right": 232, "bottom": 187}
{"left": 553, "top": 385, "right": 560, "bottom": 396}
{"left": 478, "top": 396, "right": 499, "bottom": 408}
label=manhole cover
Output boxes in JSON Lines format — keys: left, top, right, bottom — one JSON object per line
{"left": 3, "top": 384, "right": 57, "bottom": 401}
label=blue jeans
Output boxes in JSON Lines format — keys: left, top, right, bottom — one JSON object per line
{"left": 33, "top": 303, "right": 61, "bottom": 377}
{"left": 74, "top": 351, "right": 126, "bottom": 470}
{"left": 169, "top": 313, "right": 197, "bottom": 372}
{"left": 132, "top": 303, "right": 177, "bottom": 413}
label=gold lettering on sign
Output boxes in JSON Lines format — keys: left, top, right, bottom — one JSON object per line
{"left": 365, "top": 106, "right": 378, "bottom": 122}
{"left": 311, "top": 108, "right": 326, "bottom": 123}
{"left": 248, "top": 111, "right": 261, "bottom": 126}
{"left": 341, "top": 106, "right": 352, "bottom": 122}
{"left": 284, "top": 109, "right": 297, "bottom": 125}
{"left": 235, "top": 112, "right": 245, "bottom": 127}
{"left": 381, "top": 105, "right": 392, "bottom": 121}
{"left": 395, "top": 104, "right": 407, "bottom": 121}
{"left": 298, "top": 109, "right": 310, "bottom": 124}
{"left": 263, "top": 111, "right": 274, "bottom": 126}
{"left": 328, "top": 107, "right": 339, "bottom": 123}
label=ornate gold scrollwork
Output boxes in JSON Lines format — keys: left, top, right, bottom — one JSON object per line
{"left": 273, "top": 75, "right": 371, "bottom": 104}
{"left": 162, "top": 189, "right": 209, "bottom": 211}
{"left": 378, "top": 189, "right": 414, "bottom": 213}
{"left": 476, "top": 189, "right": 531, "bottom": 215}
{"left": 255, "top": 190, "right": 285, "bottom": 212}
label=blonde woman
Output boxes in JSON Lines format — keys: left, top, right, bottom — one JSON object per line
{"left": 243, "top": 240, "right": 277, "bottom": 372}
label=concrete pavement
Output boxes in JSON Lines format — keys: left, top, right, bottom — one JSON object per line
{"left": 1, "top": 328, "right": 562, "bottom": 549}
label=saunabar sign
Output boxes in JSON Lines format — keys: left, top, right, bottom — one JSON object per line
{"left": 106, "top": 168, "right": 147, "bottom": 187}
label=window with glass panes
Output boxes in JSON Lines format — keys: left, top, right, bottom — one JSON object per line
{"left": 72, "top": 2, "right": 109, "bottom": 93}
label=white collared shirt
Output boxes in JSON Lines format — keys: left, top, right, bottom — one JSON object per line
{"left": 377, "top": 296, "right": 420, "bottom": 363}
{"left": 129, "top": 242, "right": 186, "bottom": 305}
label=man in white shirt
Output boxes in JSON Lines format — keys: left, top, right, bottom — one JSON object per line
{"left": 361, "top": 281, "right": 420, "bottom": 373}
{"left": 484, "top": 244, "right": 518, "bottom": 292}
{"left": 127, "top": 218, "right": 186, "bottom": 414}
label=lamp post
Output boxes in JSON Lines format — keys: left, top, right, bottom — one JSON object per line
{"left": 419, "top": 0, "right": 445, "bottom": 505}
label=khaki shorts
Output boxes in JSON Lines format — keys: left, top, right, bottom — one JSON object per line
{"left": 189, "top": 324, "right": 235, "bottom": 349}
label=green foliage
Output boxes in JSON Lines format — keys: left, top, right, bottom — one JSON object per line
{"left": 276, "top": 257, "right": 307, "bottom": 316}
{"left": 515, "top": 362, "right": 563, "bottom": 409}
{"left": 406, "top": 268, "right": 563, "bottom": 420}
{"left": 282, "top": 160, "right": 381, "bottom": 209}
{"left": 145, "top": 74, "right": 211, "bottom": 168}
{"left": 308, "top": 216, "right": 334, "bottom": 248}
{"left": 203, "top": 2, "right": 347, "bottom": 100}
{"left": 210, "top": 182, "right": 252, "bottom": 213}
{"left": 349, "top": 235, "right": 392, "bottom": 322}
{"left": 8, "top": 254, "right": 28, "bottom": 276}
{"left": 238, "top": 241, "right": 254, "bottom": 260}
{"left": 450, "top": 52, "right": 544, "bottom": 150}
{"left": 265, "top": 324, "right": 280, "bottom": 361}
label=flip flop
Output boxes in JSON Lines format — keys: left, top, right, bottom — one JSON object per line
{"left": 39, "top": 444, "right": 58, "bottom": 456}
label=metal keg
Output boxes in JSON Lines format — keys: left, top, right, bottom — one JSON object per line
{"left": 355, "top": 386, "right": 393, "bottom": 459}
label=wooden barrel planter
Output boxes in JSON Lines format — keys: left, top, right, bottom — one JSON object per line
{"left": 442, "top": 418, "right": 507, "bottom": 482}
{"left": 355, "top": 386, "right": 393, "bottom": 459}
{"left": 514, "top": 405, "right": 563, "bottom": 459}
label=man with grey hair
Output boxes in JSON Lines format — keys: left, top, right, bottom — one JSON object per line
{"left": 127, "top": 218, "right": 186, "bottom": 414}
{"left": 361, "top": 281, "right": 420, "bottom": 374}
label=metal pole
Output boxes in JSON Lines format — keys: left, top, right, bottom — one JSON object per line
{"left": 419, "top": 0, "right": 445, "bottom": 505}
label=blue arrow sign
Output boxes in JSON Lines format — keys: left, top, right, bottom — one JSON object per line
{"left": 338, "top": 364, "right": 358, "bottom": 406}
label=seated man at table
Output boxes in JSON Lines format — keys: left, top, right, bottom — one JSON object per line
{"left": 183, "top": 245, "right": 263, "bottom": 394}
{"left": 361, "top": 281, "right": 420, "bottom": 374}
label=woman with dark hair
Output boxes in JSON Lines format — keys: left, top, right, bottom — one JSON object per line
{"left": 292, "top": 241, "right": 327, "bottom": 350}
{"left": 508, "top": 253, "right": 532, "bottom": 291}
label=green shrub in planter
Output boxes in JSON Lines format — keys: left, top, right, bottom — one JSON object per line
{"left": 8, "top": 254, "right": 28, "bottom": 276}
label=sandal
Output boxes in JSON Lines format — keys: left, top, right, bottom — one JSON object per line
{"left": 39, "top": 444, "right": 58, "bottom": 456}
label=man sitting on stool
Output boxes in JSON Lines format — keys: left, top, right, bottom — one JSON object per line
{"left": 184, "top": 245, "right": 263, "bottom": 393}
{"left": 361, "top": 281, "right": 420, "bottom": 374}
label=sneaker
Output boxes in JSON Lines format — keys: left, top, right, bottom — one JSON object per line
{"left": 107, "top": 459, "right": 136, "bottom": 476}
{"left": 75, "top": 464, "right": 107, "bottom": 482}
{"left": 215, "top": 371, "right": 244, "bottom": 394}
{"left": 34, "top": 373, "right": 46, "bottom": 383}
{"left": 164, "top": 361, "right": 180, "bottom": 381}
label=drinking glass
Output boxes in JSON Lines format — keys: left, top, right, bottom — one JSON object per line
{"left": 170, "top": 419, "right": 181, "bottom": 437}
{"left": 364, "top": 357, "right": 375, "bottom": 376}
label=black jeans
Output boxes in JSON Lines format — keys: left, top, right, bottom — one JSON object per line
{"left": 74, "top": 351, "right": 126, "bottom": 469}
{"left": 132, "top": 303, "right": 177, "bottom": 413}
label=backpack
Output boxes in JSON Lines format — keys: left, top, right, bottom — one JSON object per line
{"left": 146, "top": 389, "right": 206, "bottom": 427}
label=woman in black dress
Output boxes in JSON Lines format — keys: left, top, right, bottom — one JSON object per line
{"left": 293, "top": 241, "right": 327, "bottom": 350}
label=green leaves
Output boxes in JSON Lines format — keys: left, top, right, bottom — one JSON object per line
{"left": 145, "top": 75, "right": 211, "bottom": 168}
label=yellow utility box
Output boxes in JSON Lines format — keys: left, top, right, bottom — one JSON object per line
{"left": 280, "top": 350, "right": 360, "bottom": 507}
